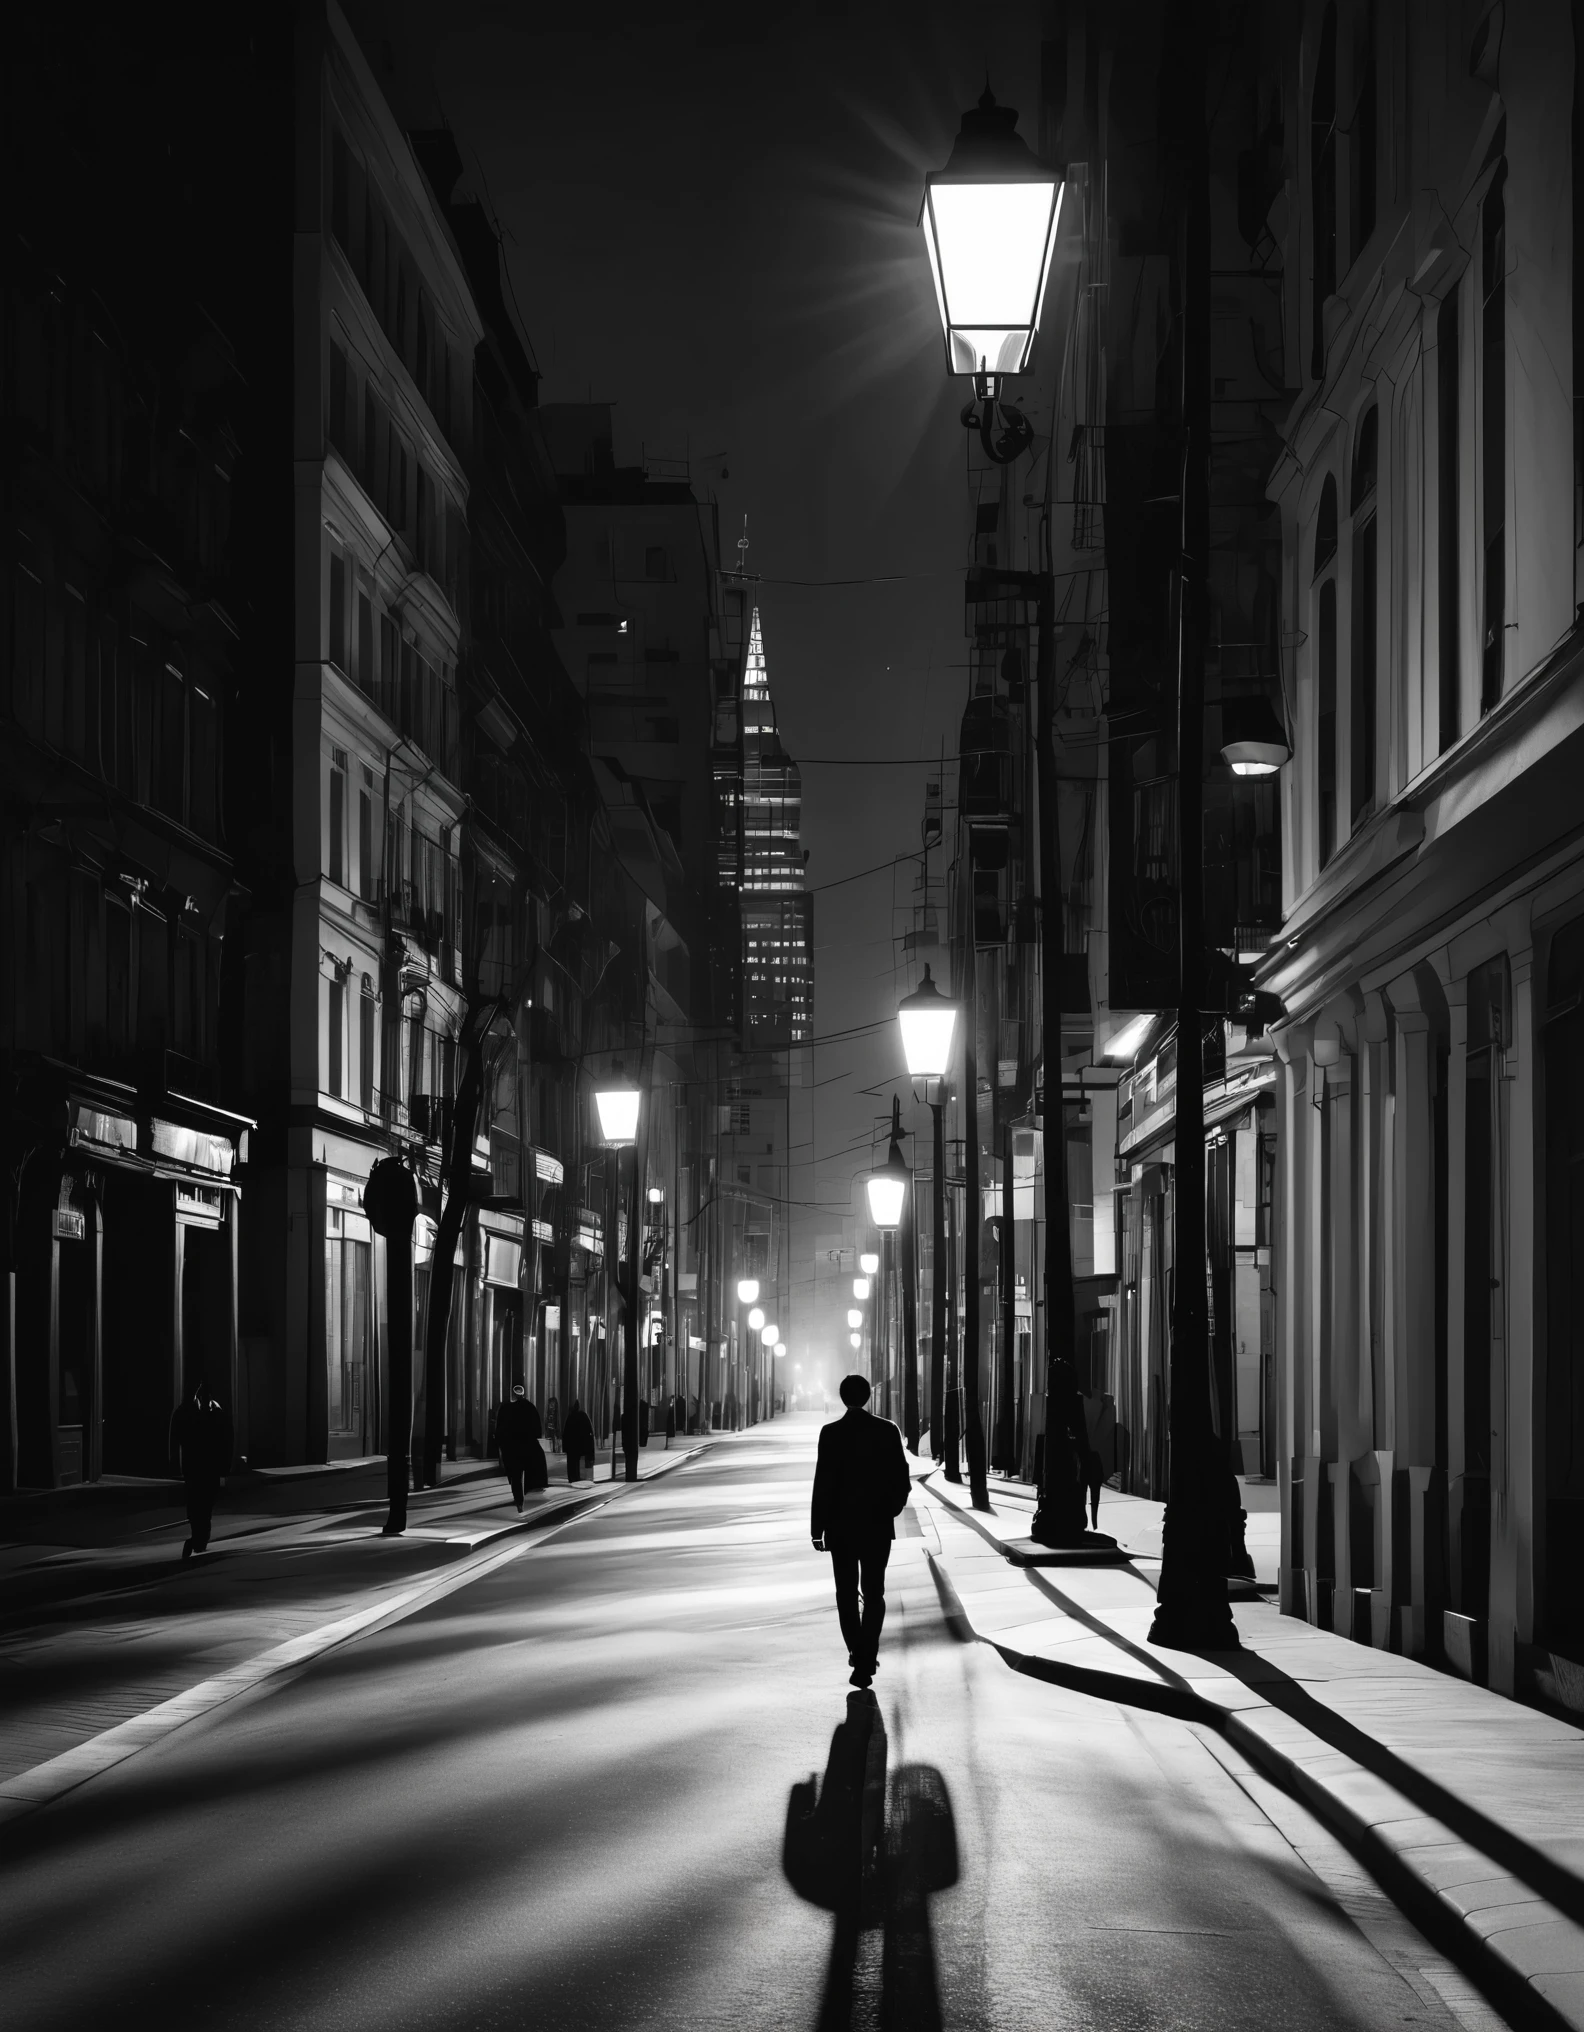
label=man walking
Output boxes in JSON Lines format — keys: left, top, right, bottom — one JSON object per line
{"left": 811, "top": 1374, "right": 911, "bottom": 1688}
{"left": 169, "top": 1373, "right": 233, "bottom": 1560}
{"left": 497, "top": 1383, "right": 546, "bottom": 1511}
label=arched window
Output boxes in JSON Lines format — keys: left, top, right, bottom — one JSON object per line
{"left": 1310, "top": 5, "right": 1339, "bottom": 379}
{"left": 1313, "top": 473, "right": 1340, "bottom": 865}
{"left": 1351, "top": 408, "right": 1379, "bottom": 822}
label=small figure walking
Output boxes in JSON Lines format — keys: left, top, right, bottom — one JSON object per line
{"left": 497, "top": 1384, "right": 547, "bottom": 1511}
{"left": 562, "top": 1397, "right": 595, "bottom": 1483}
{"left": 545, "top": 1393, "right": 561, "bottom": 1454}
{"left": 811, "top": 1374, "right": 911, "bottom": 1689}
{"left": 169, "top": 1373, "right": 232, "bottom": 1560}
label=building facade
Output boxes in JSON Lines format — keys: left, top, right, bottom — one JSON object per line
{"left": 1260, "top": 0, "right": 1584, "bottom": 1706}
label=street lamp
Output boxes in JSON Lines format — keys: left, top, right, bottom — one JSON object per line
{"left": 865, "top": 1098, "right": 912, "bottom": 1432}
{"left": 761, "top": 1322, "right": 778, "bottom": 1345}
{"left": 849, "top": 1332, "right": 862, "bottom": 1350}
{"left": 595, "top": 1067, "right": 643, "bottom": 1483}
{"left": 1220, "top": 694, "right": 1291, "bottom": 777}
{"left": 847, "top": 1308, "right": 863, "bottom": 1329}
{"left": 920, "top": 87, "right": 1063, "bottom": 459}
{"left": 917, "top": 96, "right": 1087, "bottom": 1535}
{"left": 859, "top": 1252, "right": 879, "bottom": 1276}
{"left": 853, "top": 1277, "right": 871, "bottom": 1300}
{"left": 737, "top": 1278, "right": 760, "bottom": 1305}
{"left": 748, "top": 1306, "right": 765, "bottom": 1332}
{"left": 898, "top": 965, "right": 958, "bottom": 1474}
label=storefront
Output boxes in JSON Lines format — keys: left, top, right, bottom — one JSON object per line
{"left": 8, "top": 1066, "right": 250, "bottom": 1489}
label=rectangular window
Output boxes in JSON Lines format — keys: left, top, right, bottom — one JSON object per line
{"left": 1482, "top": 167, "right": 1507, "bottom": 714}
{"left": 331, "top": 130, "right": 350, "bottom": 251}
{"left": 362, "top": 386, "right": 378, "bottom": 494}
{"left": 359, "top": 775, "right": 375, "bottom": 901}
{"left": 353, "top": 590, "right": 371, "bottom": 694}
{"left": 158, "top": 660, "right": 186, "bottom": 821}
{"left": 360, "top": 987, "right": 376, "bottom": 1111}
{"left": 1318, "top": 579, "right": 1337, "bottom": 866}
{"left": 12, "top": 564, "right": 46, "bottom": 734}
{"left": 329, "top": 550, "right": 346, "bottom": 671}
{"left": 329, "top": 748, "right": 346, "bottom": 886}
{"left": 1438, "top": 289, "right": 1461, "bottom": 751}
{"left": 328, "top": 974, "right": 345, "bottom": 1098}
{"left": 62, "top": 588, "right": 88, "bottom": 760}
{"left": 329, "top": 342, "right": 349, "bottom": 458}
{"left": 189, "top": 682, "right": 217, "bottom": 840}
{"left": 1351, "top": 516, "right": 1377, "bottom": 822}
{"left": 105, "top": 897, "right": 131, "bottom": 1057}
{"left": 379, "top": 613, "right": 398, "bottom": 718}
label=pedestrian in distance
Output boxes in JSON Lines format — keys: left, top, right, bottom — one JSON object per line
{"left": 497, "top": 1384, "right": 546, "bottom": 1511}
{"left": 169, "top": 1373, "right": 233, "bottom": 1560}
{"left": 811, "top": 1373, "right": 912, "bottom": 1689}
{"left": 562, "top": 1397, "right": 595, "bottom": 1483}
{"left": 545, "top": 1393, "right": 561, "bottom": 1453}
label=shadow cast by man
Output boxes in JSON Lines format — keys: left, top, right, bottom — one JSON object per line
{"left": 783, "top": 1693, "right": 958, "bottom": 2031}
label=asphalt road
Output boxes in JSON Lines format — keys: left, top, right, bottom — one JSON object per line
{"left": 2, "top": 1415, "right": 1501, "bottom": 2031}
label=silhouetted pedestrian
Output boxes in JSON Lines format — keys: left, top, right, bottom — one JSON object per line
{"left": 169, "top": 1374, "right": 232, "bottom": 1559}
{"left": 497, "top": 1384, "right": 546, "bottom": 1510}
{"left": 811, "top": 1374, "right": 911, "bottom": 1688}
{"left": 562, "top": 1397, "right": 595, "bottom": 1482}
{"left": 545, "top": 1393, "right": 561, "bottom": 1452}
{"left": 1086, "top": 1449, "right": 1104, "bottom": 1529}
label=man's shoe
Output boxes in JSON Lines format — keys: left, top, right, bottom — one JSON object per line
{"left": 848, "top": 1666, "right": 872, "bottom": 1689}
{"left": 181, "top": 1539, "right": 193, "bottom": 1561}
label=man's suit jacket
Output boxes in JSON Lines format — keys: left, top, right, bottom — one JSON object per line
{"left": 811, "top": 1408, "right": 911, "bottom": 1547}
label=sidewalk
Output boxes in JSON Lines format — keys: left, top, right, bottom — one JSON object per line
{"left": 921, "top": 1470, "right": 1584, "bottom": 2032}
{"left": 0, "top": 1439, "right": 705, "bottom": 1807}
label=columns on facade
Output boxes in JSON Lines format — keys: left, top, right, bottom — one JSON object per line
{"left": 1274, "top": 1021, "right": 1312, "bottom": 1619}
{"left": 1490, "top": 907, "right": 1538, "bottom": 1693}
{"left": 1387, "top": 964, "right": 1444, "bottom": 1657}
{"left": 1443, "top": 970, "right": 1470, "bottom": 1621}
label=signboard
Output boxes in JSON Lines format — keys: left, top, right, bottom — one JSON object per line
{"left": 151, "top": 1118, "right": 234, "bottom": 1177}
{"left": 534, "top": 1149, "right": 565, "bottom": 1186}
{"left": 51, "top": 1208, "right": 85, "bottom": 1241}
{"left": 544, "top": 1305, "right": 562, "bottom": 1328}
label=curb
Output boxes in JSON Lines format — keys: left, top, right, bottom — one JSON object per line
{"left": 920, "top": 1486, "right": 1582, "bottom": 2032}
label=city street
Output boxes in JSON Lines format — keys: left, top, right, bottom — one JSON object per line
{"left": 1, "top": 1417, "right": 1500, "bottom": 2032}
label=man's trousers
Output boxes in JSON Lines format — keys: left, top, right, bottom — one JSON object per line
{"left": 828, "top": 1537, "right": 892, "bottom": 1669}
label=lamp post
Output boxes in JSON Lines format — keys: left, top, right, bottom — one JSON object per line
{"left": 865, "top": 1098, "right": 910, "bottom": 1426}
{"left": 898, "top": 963, "right": 957, "bottom": 1467}
{"left": 738, "top": 1279, "right": 760, "bottom": 1428}
{"left": 918, "top": 89, "right": 1088, "bottom": 1540}
{"left": 594, "top": 1069, "right": 642, "bottom": 1483}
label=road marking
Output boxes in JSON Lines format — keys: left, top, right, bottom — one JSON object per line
{"left": 0, "top": 1453, "right": 706, "bottom": 1828}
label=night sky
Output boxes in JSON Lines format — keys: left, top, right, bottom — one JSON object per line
{"left": 352, "top": 0, "right": 1048, "bottom": 1350}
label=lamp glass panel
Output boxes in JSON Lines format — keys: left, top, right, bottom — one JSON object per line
{"left": 761, "top": 1323, "right": 778, "bottom": 1345}
{"left": 859, "top": 1252, "right": 879, "bottom": 1274}
{"left": 899, "top": 1002, "right": 957, "bottom": 1078}
{"left": 853, "top": 1277, "right": 871, "bottom": 1300}
{"left": 928, "top": 181, "right": 1058, "bottom": 328}
{"left": 748, "top": 1306, "right": 765, "bottom": 1331}
{"left": 866, "top": 1172, "right": 907, "bottom": 1230}
{"left": 594, "top": 1087, "right": 640, "bottom": 1144}
{"left": 850, "top": 1332, "right": 862, "bottom": 1349}
{"left": 737, "top": 1278, "right": 760, "bottom": 1304}
{"left": 847, "top": 1309, "right": 863, "bottom": 1328}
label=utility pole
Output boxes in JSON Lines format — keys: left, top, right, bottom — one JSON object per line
{"left": 1149, "top": 0, "right": 1239, "bottom": 1651}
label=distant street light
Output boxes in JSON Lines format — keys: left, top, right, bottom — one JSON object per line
{"left": 737, "top": 1278, "right": 760, "bottom": 1305}
{"left": 847, "top": 1308, "right": 863, "bottom": 1329}
{"left": 761, "top": 1322, "right": 778, "bottom": 1345}
{"left": 594, "top": 1067, "right": 642, "bottom": 1483}
{"left": 898, "top": 965, "right": 958, "bottom": 1474}
{"left": 859, "top": 1252, "right": 879, "bottom": 1276}
{"left": 853, "top": 1277, "right": 871, "bottom": 1300}
{"left": 748, "top": 1306, "right": 765, "bottom": 1332}
{"left": 648, "top": 1185, "right": 665, "bottom": 1203}
{"left": 849, "top": 1332, "right": 862, "bottom": 1350}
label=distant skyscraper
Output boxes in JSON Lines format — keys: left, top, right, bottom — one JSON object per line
{"left": 739, "top": 605, "right": 813, "bottom": 1045}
